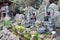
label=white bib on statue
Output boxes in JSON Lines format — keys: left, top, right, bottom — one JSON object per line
{"left": 4, "top": 15, "right": 11, "bottom": 20}
{"left": 5, "top": 6, "right": 9, "bottom": 14}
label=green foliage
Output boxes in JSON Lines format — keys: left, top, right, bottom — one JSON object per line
{"left": 12, "top": 26, "right": 17, "bottom": 34}
{"left": 35, "top": 22, "right": 39, "bottom": 27}
{"left": 23, "top": 31, "right": 31, "bottom": 40}
{"left": 2, "top": 20, "right": 11, "bottom": 26}
{"left": 12, "top": 25, "right": 25, "bottom": 33}
{"left": 33, "top": 32, "right": 39, "bottom": 38}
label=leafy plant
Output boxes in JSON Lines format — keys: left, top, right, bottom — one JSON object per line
{"left": 2, "top": 20, "right": 11, "bottom": 26}
{"left": 12, "top": 25, "right": 25, "bottom": 34}
{"left": 23, "top": 31, "right": 31, "bottom": 40}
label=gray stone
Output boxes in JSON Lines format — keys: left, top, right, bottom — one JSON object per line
{"left": 0, "top": 29, "right": 19, "bottom": 40}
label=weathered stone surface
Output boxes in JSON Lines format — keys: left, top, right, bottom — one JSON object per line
{"left": 58, "top": 0, "right": 60, "bottom": 8}
{"left": 0, "top": 29, "right": 19, "bottom": 40}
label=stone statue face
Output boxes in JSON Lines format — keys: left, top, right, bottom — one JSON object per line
{"left": 5, "top": 3, "right": 9, "bottom": 6}
{"left": 42, "top": 0, "right": 49, "bottom": 5}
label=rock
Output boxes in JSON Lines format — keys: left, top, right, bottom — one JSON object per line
{"left": 48, "top": 3, "right": 60, "bottom": 27}
{"left": 0, "top": 29, "right": 19, "bottom": 40}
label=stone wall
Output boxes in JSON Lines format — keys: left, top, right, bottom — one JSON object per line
{"left": 58, "top": 0, "right": 60, "bottom": 9}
